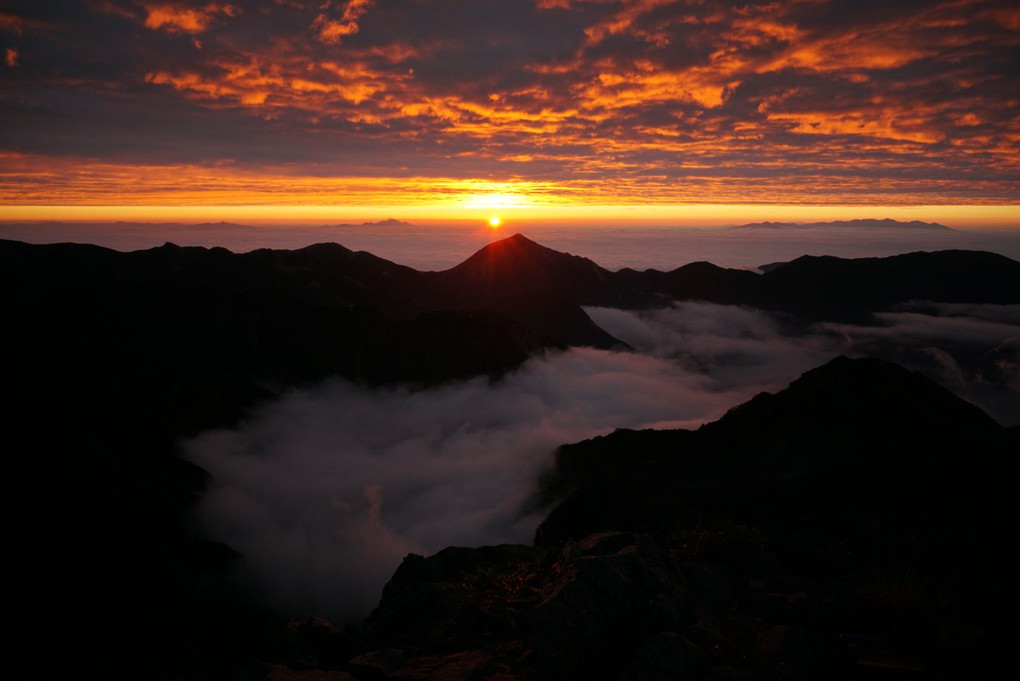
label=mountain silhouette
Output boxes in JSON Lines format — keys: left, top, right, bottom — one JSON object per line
{"left": 757, "top": 249, "right": 1020, "bottom": 320}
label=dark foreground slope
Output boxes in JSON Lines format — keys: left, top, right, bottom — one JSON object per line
{"left": 299, "top": 358, "right": 1016, "bottom": 681}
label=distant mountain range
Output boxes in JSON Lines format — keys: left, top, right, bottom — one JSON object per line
{"left": 732, "top": 218, "right": 953, "bottom": 231}
{"left": 4, "top": 235, "right": 1018, "bottom": 679}
{"left": 322, "top": 218, "right": 416, "bottom": 228}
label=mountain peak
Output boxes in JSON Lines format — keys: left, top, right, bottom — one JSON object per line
{"left": 480, "top": 232, "right": 543, "bottom": 252}
{"left": 454, "top": 233, "right": 583, "bottom": 274}
{"left": 426, "top": 233, "right": 623, "bottom": 348}
{"left": 364, "top": 218, "right": 414, "bottom": 227}
{"left": 713, "top": 355, "right": 1000, "bottom": 440}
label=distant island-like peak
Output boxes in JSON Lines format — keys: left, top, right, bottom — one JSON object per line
{"left": 322, "top": 218, "right": 415, "bottom": 228}
{"left": 732, "top": 218, "right": 952, "bottom": 231}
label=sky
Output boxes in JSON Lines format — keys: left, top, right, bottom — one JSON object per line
{"left": 1, "top": 0, "right": 1019, "bottom": 226}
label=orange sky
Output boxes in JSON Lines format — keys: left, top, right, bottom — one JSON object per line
{"left": 1, "top": 1, "right": 1018, "bottom": 226}
{"left": 3, "top": 202, "right": 1019, "bottom": 230}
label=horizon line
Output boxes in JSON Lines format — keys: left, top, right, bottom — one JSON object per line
{"left": 2, "top": 203, "right": 1019, "bottom": 229}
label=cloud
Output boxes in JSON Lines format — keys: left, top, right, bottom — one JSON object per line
{"left": 185, "top": 300, "right": 1018, "bottom": 622}
{"left": 0, "top": 12, "right": 23, "bottom": 36}
{"left": 312, "top": 0, "right": 374, "bottom": 44}
{"left": 586, "top": 302, "right": 838, "bottom": 386}
{"left": 824, "top": 304, "right": 1020, "bottom": 345}
{"left": 4, "top": 48, "right": 17, "bottom": 67}
{"left": 141, "top": 2, "right": 240, "bottom": 34}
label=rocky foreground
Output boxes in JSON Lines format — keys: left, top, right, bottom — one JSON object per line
{"left": 248, "top": 357, "right": 1017, "bottom": 681}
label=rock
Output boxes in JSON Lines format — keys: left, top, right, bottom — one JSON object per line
{"left": 267, "top": 665, "right": 358, "bottom": 681}
{"left": 232, "top": 661, "right": 357, "bottom": 681}
{"left": 529, "top": 533, "right": 694, "bottom": 680}
{"left": 360, "top": 533, "right": 697, "bottom": 680}
{"left": 756, "top": 625, "right": 830, "bottom": 679}
{"left": 616, "top": 631, "right": 711, "bottom": 681}
{"left": 366, "top": 544, "right": 545, "bottom": 653}
{"left": 286, "top": 617, "right": 364, "bottom": 670}
{"left": 389, "top": 651, "right": 494, "bottom": 680}
{"left": 347, "top": 649, "right": 408, "bottom": 678}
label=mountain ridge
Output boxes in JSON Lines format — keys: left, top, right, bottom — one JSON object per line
{"left": 732, "top": 218, "right": 953, "bottom": 231}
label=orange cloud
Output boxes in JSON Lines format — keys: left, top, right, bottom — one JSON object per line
{"left": 0, "top": 11, "right": 23, "bottom": 35}
{"left": 4, "top": 47, "right": 17, "bottom": 67}
{"left": 142, "top": 2, "right": 240, "bottom": 34}
{"left": 312, "top": 0, "right": 374, "bottom": 44}
{"left": 980, "top": 5, "right": 1020, "bottom": 30}
{"left": 760, "top": 35, "right": 931, "bottom": 74}
{"left": 582, "top": 0, "right": 675, "bottom": 46}
{"left": 766, "top": 110, "right": 944, "bottom": 144}
{"left": 535, "top": 0, "right": 615, "bottom": 9}
{"left": 144, "top": 49, "right": 412, "bottom": 114}
{"left": 2, "top": 152, "right": 1015, "bottom": 209}
{"left": 576, "top": 58, "right": 738, "bottom": 111}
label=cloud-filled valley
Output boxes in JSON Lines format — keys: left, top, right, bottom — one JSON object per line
{"left": 186, "top": 300, "right": 1019, "bottom": 622}
{"left": 187, "top": 343, "right": 772, "bottom": 621}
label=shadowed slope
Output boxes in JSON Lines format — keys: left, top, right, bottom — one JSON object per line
{"left": 537, "top": 356, "right": 1010, "bottom": 544}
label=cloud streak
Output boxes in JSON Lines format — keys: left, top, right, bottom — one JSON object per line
{"left": 142, "top": 2, "right": 241, "bottom": 34}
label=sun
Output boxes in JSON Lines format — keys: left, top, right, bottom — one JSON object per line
{"left": 488, "top": 215, "right": 502, "bottom": 228}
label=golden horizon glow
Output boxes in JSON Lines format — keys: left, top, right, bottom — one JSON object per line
{"left": 2, "top": 203, "right": 1018, "bottom": 230}
{"left": 1, "top": 154, "right": 1017, "bottom": 228}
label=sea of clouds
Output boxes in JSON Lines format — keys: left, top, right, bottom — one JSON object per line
{"left": 184, "top": 300, "right": 1018, "bottom": 623}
